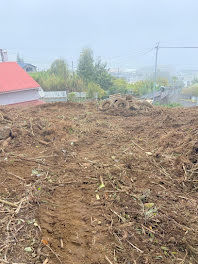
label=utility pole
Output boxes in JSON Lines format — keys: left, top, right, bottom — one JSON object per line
{"left": 153, "top": 42, "right": 160, "bottom": 93}
{"left": 72, "top": 61, "right": 74, "bottom": 76}
{"left": 71, "top": 61, "right": 75, "bottom": 93}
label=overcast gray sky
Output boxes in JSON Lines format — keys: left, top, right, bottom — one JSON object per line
{"left": 1, "top": 0, "right": 198, "bottom": 70}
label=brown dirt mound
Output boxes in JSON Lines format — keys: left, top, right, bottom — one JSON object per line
{"left": 0, "top": 102, "right": 198, "bottom": 263}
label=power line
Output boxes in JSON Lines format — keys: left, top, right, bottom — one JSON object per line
{"left": 107, "top": 47, "right": 155, "bottom": 68}
{"left": 142, "top": 47, "right": 154, "bottom": 55}
{"left": 108, "top": 47, "right": 154, "bottom": 62}
{"left": 159, "top": 46, "right": 198, "bottom": 49}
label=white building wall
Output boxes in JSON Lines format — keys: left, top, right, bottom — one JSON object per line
{"left": 0, "top": 89, "right": 40, "bottom": 105}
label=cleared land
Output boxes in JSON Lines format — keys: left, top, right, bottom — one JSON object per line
{"left": 0, "top": 102, "right": 198, "bottom": 264}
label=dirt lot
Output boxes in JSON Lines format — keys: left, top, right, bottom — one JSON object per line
{"left": 0, "top": 102, "right": 198, "bottom": 264}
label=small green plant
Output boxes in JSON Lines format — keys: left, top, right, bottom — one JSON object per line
{"left": 68, "top": 92, "right": 76, "bottom": 102}
{"left": 68, "top": 127, "right": 74, "bottom": 134}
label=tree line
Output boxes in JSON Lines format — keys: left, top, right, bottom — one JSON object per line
{"left": 28, "top": 48, "right": 170, "bottom": 99}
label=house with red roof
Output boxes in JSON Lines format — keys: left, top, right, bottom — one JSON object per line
{"left": 0, "top": 62, "right": 43, "bottom": 105}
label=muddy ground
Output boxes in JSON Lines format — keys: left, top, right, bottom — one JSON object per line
{"left": 0, "top": 102, "right": 198, "bottom": 264}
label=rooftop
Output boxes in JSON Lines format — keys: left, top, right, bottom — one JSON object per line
{"left": 0, "top": 62, "right": 40, "bottom": 93}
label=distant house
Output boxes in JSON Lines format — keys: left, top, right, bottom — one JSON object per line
{"left": 18, "top": 62, "right": 37, "bottom": 72}
{"left": 0, "top": 62, "right": 42, "bottom": 105}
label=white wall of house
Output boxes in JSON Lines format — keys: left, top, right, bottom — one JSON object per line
{"left": 0, "top": 88, "right": 40, "bottom": 105}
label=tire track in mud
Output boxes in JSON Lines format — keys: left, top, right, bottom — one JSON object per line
{"left": 38, "top": 112, "right": 123, "bottom": 263}
{"left": 39, "top": 155, "right": 112, "bottom": 264}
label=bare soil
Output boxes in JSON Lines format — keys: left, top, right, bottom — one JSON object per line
{"left": 0, "top": 102, "right": 198, "bottom": 264}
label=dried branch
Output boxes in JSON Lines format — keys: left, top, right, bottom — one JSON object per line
{"left": 0, "top": 198, "right": 17, "bottom": 208}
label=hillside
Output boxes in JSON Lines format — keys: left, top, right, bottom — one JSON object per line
{"left": 0, "top": 102, "right": 198, "bottom": 263}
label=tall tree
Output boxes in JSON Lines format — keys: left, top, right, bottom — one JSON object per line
{"left": 77, "top": 48, "right": 94, "bottom": 83}
{"left": 94, "top": 58, "right": 112, "bottom": 90}
{"left": 50, "top": 59, "right": 69, "bottom": 80}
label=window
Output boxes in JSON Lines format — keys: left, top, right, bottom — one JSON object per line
{"left": 26, "top": 67, "right": 33, "bottom": 72}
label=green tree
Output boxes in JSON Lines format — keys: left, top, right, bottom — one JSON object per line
{"left": 129, "top": 80, "right": 154, "bottom": 96}
{"left": 69, "top": 74, "right": 86, "bottom": 92}
{"left": 49, "top": 59, "right": 69, "bottom": 80}
{"left": 94, "top": 58, "right": 112, "bottom": 90}
{"left": 77, "top": 48, "right": 94, "bottom": 83}
{"left": 31, "top": 50, "right": 113, "bottom": 93}
{"left": 109, "top": 78, "right": 129, "bottom": 94}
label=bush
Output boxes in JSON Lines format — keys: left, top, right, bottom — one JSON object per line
{"left": 68, "top": 92, "right": 77, "bottom": 102}
{"left": 86, "top": 82, "right": 105, "bottom": 99}
{"left": 129, "top": 80, "right": 155, "bottom": 96}
{"left": 109, "top": 79, "right": 129, "bottom": 94}
{"left": 30, "top": 72, "right": 68, "bottom": 91}
{"left": 182, "top": 84, "right": 198, "bottom": 97}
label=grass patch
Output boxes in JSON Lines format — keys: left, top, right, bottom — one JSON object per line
{"left": 154, "top": 102, "right": 182, "bottom": 108}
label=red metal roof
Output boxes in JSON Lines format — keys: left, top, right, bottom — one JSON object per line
{"left": 0, "top": 62, "right": 40, "bottom": 93}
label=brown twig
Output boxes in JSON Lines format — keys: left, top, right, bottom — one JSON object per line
{"left": 141, "top": 224, "right": 155, "bottom": 234}
{"left": 46, "top": 244, "right": 63, "bottom": 264}
{"left": 0, "top": 112, "right": 4, "bottom": 120}
{"left": 179, "top": 249, "right": 188, "bottom": 264}
{"left": 30, "top": 118, "right": 34, "bottom": 136}
{"left": 100, "top": 175, "right": 104, "bottom": 186}
{"left": 43, "top": 258, "right": 49, "bottom": 264}
{"left": 15, "top": 198, "right": 26, "bottom": 214}
{"left": 110, "top": 209, "right": 126, "bottom": 223}
{"left": 60, "top": 238, "right": 64, "bottom": 248}
{"left": 105, "top": 255, "right": 114, "bottom": 264}
{"left": 131, "top": 140, "right": 145, "bottom": 151}
{"left": 126, "top": 239, "right": 143, "bottom": 253}
{"left": 0, "top": 198, "right": 17, "bottom": 207}
{"left": 0, "top": 258, "right": 9, "bottom": 264}
{"left": 7, "top": 171, "right": 25, "bottom": 182}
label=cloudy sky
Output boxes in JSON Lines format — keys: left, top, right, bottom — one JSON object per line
{"left": 1, "top": 0, "right": 198, "bottom": 70}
